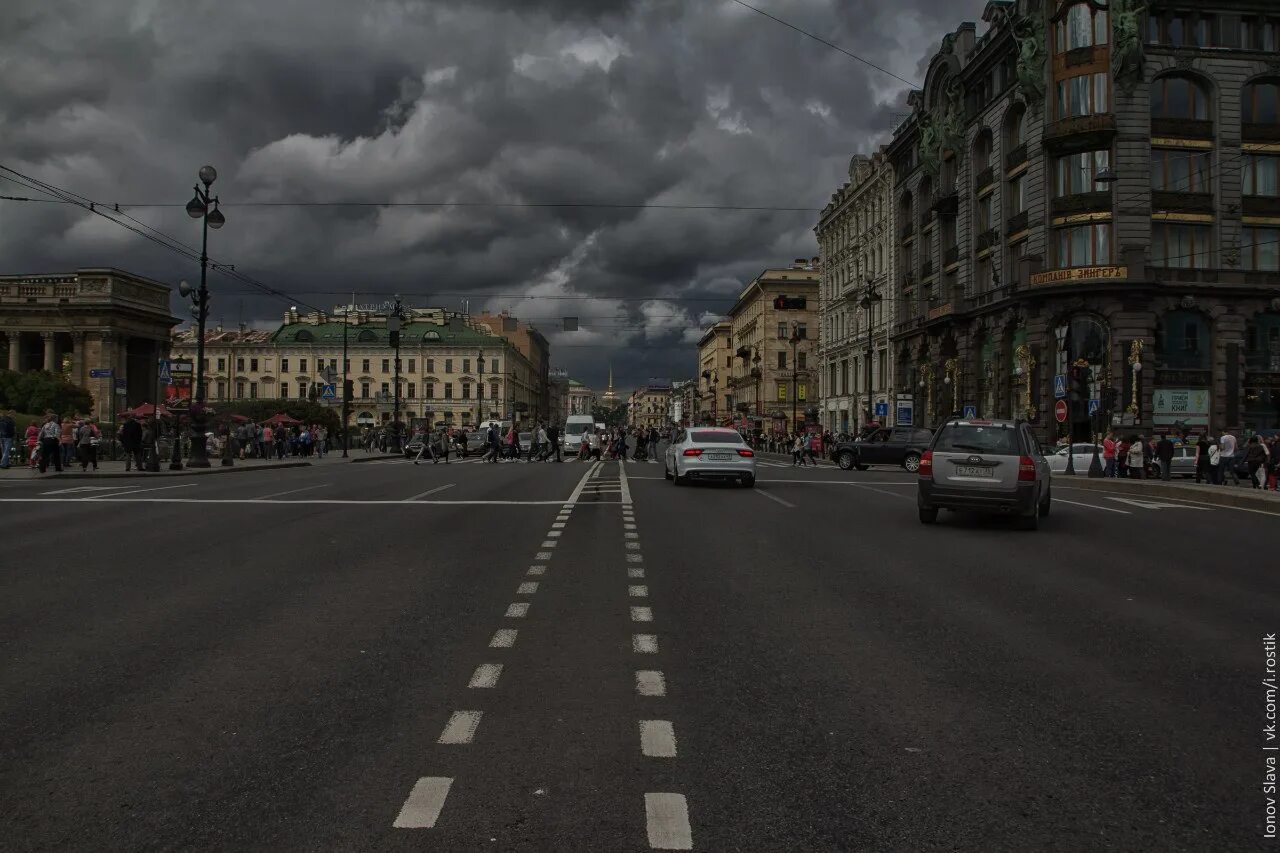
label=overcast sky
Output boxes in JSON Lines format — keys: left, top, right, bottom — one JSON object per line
{"left": 1, "top": 0, "right": 987, "bottom": 392}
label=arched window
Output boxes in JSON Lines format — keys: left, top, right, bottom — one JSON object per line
{"left": 357, "top": 329, "right": 376, "bottom": 343}
{"left": 1243, "top": 78, "right": 1280, "bottom": 124}
{"left": 1157, "top": 310, "right": 1211, "bottom": 370}
{"left": 972, "top": 129, "right": 994, "bottom": 172}
{"left": 1004, "top": 104, "right": 1028, "bottom": 153}
{"left": 1056, "top": 3, "right": 1109, "bottom": 53}
{"left": 293, "top": 329, "right": 314, "bottom": 343}
{"left": 1151, "top": 75, "right": 1211, "bottom": 120}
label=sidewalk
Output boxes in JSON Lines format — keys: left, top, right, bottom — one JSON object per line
{"left": 1052, "top": 473, "right": 1280, "bottom": 514}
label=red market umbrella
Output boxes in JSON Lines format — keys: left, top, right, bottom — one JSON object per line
{"left": 264, "top": 413, "right": 302, "bottom": 427}
{"left": 227, "top": 414, "right": 250, "bottom": 423}
{"left": 121, "top": 403, "right": 172, "bottom": 419}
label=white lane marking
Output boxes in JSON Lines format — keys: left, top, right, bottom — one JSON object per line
{"left": 619, "top": 460, "right": 633, "bottom": 505}
{"left": 625, "top": 541, "right": 642, "bottom": 550}
{"left": 41, "top": 485, "right": 134, "bottom": 496}
{"left": 1104, "top": 496, "right": 1214, "bottom": 511}
{"left": 631, "top": 606, "right": 653, "bottom": 622}
{"left": 547, "top": 530, "right": 562, "bottom": 537}
{"left": 629, "top": 585, "right": 649, "bottom": 598}
{"left": 757, "top": 489, "right": 796, "bottom": 508}
{"left": 489, "top": 629, "right": 518, "bottom": 648}
{"left": 566, "top": 462, "right": 601, "bottom": 505}
{"left": 505, "top": 602, "right": 530, "bottom": 618}
{"left": 535, "top": 551, "right": 553, "bottom": 561}
{"left": 404, "top": 483, "right": 456, "bottom": 502}
{"left": 551, "top": 522, "right": 566, "bottom": 529}
{"left": 843, "top": 482, "right": 913, "bottom": 500}
{"left": 1058, "top": 486, "right": 1280, "bottom": 517}
{"left": 438, "top": 711, "right": 482, "bottom": 744}
{"left": 527, "top": 565, "right": 547, "bottom": 576}
{"left": 625, "top": 531, "right": 640, "bottom": 539}
{"left": 518, "top": 582, "right": 539, "bottom": 595}
{"left": 636, "top": 670, "right": 666, "bottom": 696}
{"left": 82, "top": 483, "right": 198, "bottom": 499}
{"left": 645, "top": 793, "right": 693, "bottom": 850}
{"left": 252, "top": 483, "right": 331, "bottom": 500}
{"left": 393, "top": 777, "right": 453, "bottom": 829}
{"left": 5, "top": 498, "right": 581, "bottom": 506}
{"left": 627, "top": 554, "right": 644, "bottom": 563}
{"left": 541, "top": 540, "right": 557, "bottom": 548}
{"left": 640, "top": 720, "right": 678, "bottom": 758}
{"left": 628, "top": 568, "right": 645, "bottom": 578}
{"left": 468, "top": 664, "right": 503, "bottom": 689}
{"left": 1054, "top": 497, "right": 1132, "bottom": 515}
{"left": 633, "top": 634, "right": 659, "bottom": 653}
{"left": 624, "top": 523, "right": 637, "bottom": 530}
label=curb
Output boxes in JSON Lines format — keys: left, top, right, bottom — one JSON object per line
{"left": 34, "top": 461, "right": 313, "bottom": 480}
{"left": 1053, "top": 476, "right": 1280, "bottom": 514}
{"left": 349, "top": 454, "right": 404, "bottom": 463}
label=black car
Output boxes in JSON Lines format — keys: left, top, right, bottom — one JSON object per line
{"left": 832, "top": 426, "right": 935, "bottom": 472}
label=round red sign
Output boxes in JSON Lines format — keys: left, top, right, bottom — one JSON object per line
{"left": 1054, "top": 398, "right": 1069, "bottom": 423}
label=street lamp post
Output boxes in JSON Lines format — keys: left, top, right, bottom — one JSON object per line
{"left": 341, "top": 310, "right": 350, "bottom": 457}
{"left": 789, "top": 322, "right": 802, "bottom": 434}
{"left": 859, "top": 277, "right": 883, "bottom": 426}
{"left": 182, "top": 165, "right": 225, "bottom": 468}
{"left": 387, "top": 296, "right": 404, "bottom": 452}
{"left": 477, "top": 348, "right": 485, "bottom": 429}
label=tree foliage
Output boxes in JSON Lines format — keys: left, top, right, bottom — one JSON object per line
{"left": 0, "top": 370, "right": 95, "bottom": 416}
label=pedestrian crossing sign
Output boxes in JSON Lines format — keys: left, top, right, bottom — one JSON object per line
{"left": 1053, "top": 374, "right": 1067, "bottom": 399}
{"left": 320, "top": 383, "right": 337, "bottom": 400}
{"left": 158, "top": 360, "right": 172, "bottom": 383}
{"left": 1088, "top": 398, "right": 1100, "bottom": 415}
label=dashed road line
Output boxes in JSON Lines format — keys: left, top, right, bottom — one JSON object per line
{"left": 505, "top": 602, "right": 530, "bottom": 618}
{"left": 630, "top": 606, "right": 653, "bottom": 622}
{"left": 633, "top": 634, "right": 659, "bottom": 654}
{"left": 467, "top": 664, "right": 503, "bottom": 689}
{"left": 438, "top": 711, "right": 483, "bottom": 744}
{"left": 393, "top": 777, "right": 453, "bottom": 829}
{"left": 628, "top": 585, "right": 649, "bottom": 598}
{"left": 404, "top": 483, "right": 456, "bottom": 502}
{"left": 517, "top": 582, "right": 539, "bottom": 595}
{"left": 636, "top": 670, "right": 666, "bottom": 696}
{"left": 757, "top": 489, "right": 796, "bottom": 508}
{"left": 82, "top": 483, "right": 198, "bottom": 499}
{"left": 645, "top": 793, "right": 693, "bottom": 850}
{"left": 628, "top": 568, "right": 645, "bottom": 578}
{"left": 527, "top": 565, "right": 547, "bottom": 576}
{"left": 489, "top": 629, "right": 518, "bottom": 648}
{"left": 626, "top": 554, "right": 644, "bottom": 563}
{"left": 535, "top": 551, "right": 553, "bottom": 561}
{"left": 639, "top": 720, "right": 678, "bottom": 758}
{"left": 540, "top": 540, "right": 557, "bottom": 548}
{"left": 252, "top": 483, "right": 331, "bottom": 500}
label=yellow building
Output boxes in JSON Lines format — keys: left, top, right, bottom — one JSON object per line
{"left": 724, "top": 261, "right": 820, "bottom": 435}
{"left": 696, "top": 321, "right": 732, "bottom": 425}
{"left": 628, "top": 382, "right": 672, "bottom": 430}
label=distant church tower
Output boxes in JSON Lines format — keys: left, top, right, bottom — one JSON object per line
{"left": 601, "top": 364, "right": 620, "bottom": 406}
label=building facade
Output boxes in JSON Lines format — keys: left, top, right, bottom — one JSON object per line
{"left": 696, "top": 321, "right": 732, "bottom": 425}
{"left": 171, "top": 305, "right": 544, "bottom": 430}
{"left": 886, "top": 0, "right": 1280, "bottom": 441}
{"left": 474, "top": 310, "right": 551, "bottom": 424}
{"left": 628, "top": 382, "right": 672, "bottom": 430}
{"left": 567, "top": 379, "right": 596, "bottom": 417}
{"left": 0, "top": 268, "right": 178, "bottom": 420}
{"left": 724, "top": 261, "right": 820, "bottom": 435}
{"left": 815, "top": 151, "right": 897, "bottom": 436}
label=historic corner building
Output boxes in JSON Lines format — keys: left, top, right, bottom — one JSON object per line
{"left": 885, "top": 0, "right": 1280, "bottom": 440}
{"left": 0, "top": 269, "right": 177, "bottom": 420}
{"left": 815, "top": 151, "right": 896, "bottom": 435}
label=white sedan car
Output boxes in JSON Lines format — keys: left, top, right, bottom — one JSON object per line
{"left": 1044, "top": 442, "right": 1103, "bottom": 473}
{"left": 664, "top": 427, "right": 756, "bottom": 487}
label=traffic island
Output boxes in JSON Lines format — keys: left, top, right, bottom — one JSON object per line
{"left": 1052, "top": 475, "right": 1280, "bottom": 515}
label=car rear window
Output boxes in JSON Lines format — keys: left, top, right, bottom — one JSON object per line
{"left": 691, "top": 430, "right": 744, "bottom": 444}
{"left": 933, "top": 424, "right": 1021, "bottom": 455}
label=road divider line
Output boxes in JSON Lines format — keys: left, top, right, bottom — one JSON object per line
{"left": 468, "top": 664, "right": 503, "bottom": 689}
{"left": 540, "top": 540, "right": 557, "bottom": 548}
{"left": 625, "top": 531, "right": 640, "bottom": 539}
{"left": 392, "top": 777, "right": 453, "bottom": 829}
{"left": 252, "top": 483, "right": 331, "bottom": 500}
{"left": 1054, "top": 497, "right": 1132, "bottom": 514}
{"left": 628, "top": 585, "right": 649, "bottom": 598}
{"left": 505, "top": 603, "right": 530, "bottom": 618}
{"left": 639, "top": 720, "right": 678, "bottom": 758}
{"left": 518, "top": 582, "right": 539, "bottom": 595}
{"left": 628, "top": 568, "right": 645, "bottom": 578}
{"left": 405, "top": 483, "right": 455, "bottom": 502}
{"left": 535, "top": 551, "right": 553, "bottom": 561}
{"left": 626, "top": 554, "right": 644, "bottom": 563}
{"left": 551, "top": 522, "right": 566, "bottom": 529}
{"left": 756, "top": 489, "right": 796, "bottom": 508}
{"left": 489, "top": 629, "right": 518, "bottom": 648}
{"left": 82, "top": 483, "right": 197, "bottom": 499}
{"left": 630, "top": 606, "right": 653, "bottom": 622}
{"left": 438, "top": 711, "right": 482, "bottom": 744}
{"left": 645, "top": 793, "right": 693, "bottom": 850}
{"left": 636, "top": 670, "right": 666, "bottom": 696}
{"left": 619, "top": 460, "right": 633, "bottom": 505}
{"left": 633, "top": 634, "right": 659, "bottom": 654}
{"left": 566, "top": 463, "right": 601, "bottom": 505}
{"left": 626, "top": 542, "right": 642, "bottom": 550}
{"left": 624, "top": 523, "right": 637, "bottom": 530}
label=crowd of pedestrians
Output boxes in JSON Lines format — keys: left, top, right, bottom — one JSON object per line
{"left": 1092, "top": 429, "right": 1280, "bottom": 490}
{"left": 225, "top": 420, "right": 330, "bottom": 460}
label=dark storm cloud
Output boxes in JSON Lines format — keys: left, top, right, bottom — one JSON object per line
{"left": 0, "top": 0, "right": 986, "bottom": 391}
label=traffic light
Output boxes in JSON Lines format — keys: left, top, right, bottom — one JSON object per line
{"left": 1068, "top": 365, "right": 1087, "bottom": 411}
{"left": 773, "top": 295, "right": 807, "bottom": 310}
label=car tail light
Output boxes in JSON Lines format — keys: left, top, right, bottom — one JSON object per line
{"left": 682, "top": 448, "right": 703, "bottom": 457}
{"left": 737, "top": 449, "right": 754, "bottom": 457}
{"left": 1018, "top": 456, "right": 1037, "bottom": 481}
{"left": 918, "top": 450, "right": 933, "bottom": 476}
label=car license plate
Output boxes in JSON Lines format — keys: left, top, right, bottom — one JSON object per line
{"left": 706, "top": 453, "right": 732, "bottom": 461}
{"left": 954, "top": 465, "right": 993, "bottom": 477}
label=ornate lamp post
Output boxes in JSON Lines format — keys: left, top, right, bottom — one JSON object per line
{"left": 859, "top": 277, "right": 883, "bottom": 426}
{"left": 182, "top": 165, "right": 225, "bottom": 468}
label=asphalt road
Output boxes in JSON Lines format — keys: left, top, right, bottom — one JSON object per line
{"left": 0, "top": 450, "right": 1273, "bottom": 851}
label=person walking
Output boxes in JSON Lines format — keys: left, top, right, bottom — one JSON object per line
{"left": 534, "top": 423, "right": 550, "bottom": 461}
{"left": 1128, "top": 434, "right": 1146, "bottom": 479}
{"left": 1207, "top": 437, "right": 1223, "bottom": 485}
{"left": 262, "top": 424, "right": 274, "bottom": 460}
{"left": 804, "top": 431, "right": 819, "bottom": 466}
{"left": 1218, "top": 429, "right": 1239, "bottom": 485}
{"left": 792, "top": 433, "right": 805, "bottom": 466}
{"left": 547, "top": 423, "right": 562, "bottom": 462}
{"left": 24, "top": 421, "right": 40, "bottom": 468}
{"left": 1102, "top": 431, "right": 1117, "bottom": 477}
{"left": 0, "top": 409, "right": 15, "bottom": 469}
{"left": 60, "top": 416, "right": 76, "bottom": 468}
{"left": 37, "top": 413, "right": 62, "bottom": 474}
{"left": 1156, "top": 434, "right": 1175, "bottom": 481}
{"left": 120, "top": 415, "right": 144, "bottom": 472}
{"left": 76, "top": 418, "right": 99, "bottom": 471}
{"left": 1244, "top": 434, "right": 1267, "bottom": 488}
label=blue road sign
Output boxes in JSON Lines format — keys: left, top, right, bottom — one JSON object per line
{"left": 158, "top": 360, "right": 172, "bottom": 383}
{"left": 874, "top": 402, "right": 889, "bottom": 417}
{"left": 1088, "top": 398, "right": 1100, "bottom": 415}
{"left": 962, "top": 404, "right": 977, "bottom": 419}
{"left": 1053, "top": 374, "right": 1068, "bottom": 399}
{"left": 89, "top": 367, "right": 114, "bottom": 379}
{"left": 320, "top": 383, "right": 337, "bottom": 400}
{"left": 896, "top": 405, "right": 913, "bottom": 425}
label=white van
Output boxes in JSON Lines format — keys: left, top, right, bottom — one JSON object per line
{"left": 563, "top": 414, "right": 595, "bottom": 449}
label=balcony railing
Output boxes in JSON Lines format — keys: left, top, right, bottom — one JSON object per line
{"left": 1151, "top": 117, "right": 1213, "bottom": 140}
{"left": 1006, "top": 209, "right": 1029, "bottom": 236}
{"left": 1005, "top": 143, "right": 1028, "bottom": 171}
{"left": 1242, "top": 123, "right": 1280, "bottom": 143}
{"left": 1044, "top": 113, "right": 1116, "bottom": 150}
{"left": 1243, "top": 196, "right": 1280, "bottom": 218}
{"left": 974, "top": 166, "right": 995, "bottom": 191}
{"left": 1151, "top": 191, "right": 1214, "bottom": 214}
{"left": 975, "top": 227, "right": 1000, "bottom": 253}
{"left": 934, "top": 192, "right": 959, "bottom": 217}
{"left": 1050, "top": 190, "right": 1112, "bottom": 217}
{"left": 943, "top": 245, "right": 960, "bottom": 267}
